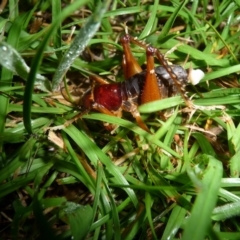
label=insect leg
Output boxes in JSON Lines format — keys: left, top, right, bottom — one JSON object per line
{"left": 120, "top": 35, "right": 142, "bottom": 79}
{"left": 127, "top": 35, "right": 190, "bottom": 106}
{"left": 141, "top": 46, "right": 162, "bottom": 104}
{"left": 155, "top": 50, "right": 189, "bottom": 104}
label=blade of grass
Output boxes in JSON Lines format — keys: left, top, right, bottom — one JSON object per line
{"left": 145, "top": 192, "right": 157, "bottom": 240}
{"left": 82, "top": 113, "right": 182, "bottom": 158}
{"left": 212, "top": 201, "right": 240, "bottom": 221}
{"left": 52, "top": 0, "right": 62, "bottom": 59}
{"left": 138, "top": 96, "right": 183, "bottom": 113}
{"left": 158, "top": 0, "right": 188, "bottom": 41}
{"left": 202, "top": 64, "right": 240, "bottom": 82}
{"left": 23, "top": 0, "right": 89, "bottom": 134}
{"left": 52, "top": 0, "right": 111, "bottom": 90}
{"left": 32, "top": 194, "right": 58, "bottom": 240}
{"left": 0, "top": 12, "right": 30, "bottom": 155}
{"left": 161, "top": 198, "right": 190, "bottom": 239}
{"left": 138, "top": 0, "right": 158, "bottom": 39}
{"left": 65, "top": 202, "right": 93, "bottom": 240}
{"left": 183, "top": 155, "right": 223, "bottom": 240}
{"left": 61, "top": 123, "right": 138, "bottom": 207}
{"left": 0, "top": 42, "right": 50, "bottom": 91}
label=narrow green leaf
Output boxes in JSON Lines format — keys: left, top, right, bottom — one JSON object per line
{"left": 23, "top": 0, "right": 90, "bottom": 134}
{"left": 138, "top": 96, "right": 183, "bottom": 113}
{"left": 145, "top": 192, "right": 157, "bottom": 240}
{"left": 183, "top": 155, "right": 223, "bottom": 240}
{"left": 229, "top": 151, "right": 240, "bottom": 178}
{"left": 83, "top": 113, "right": 182, "bottom": 158}
{"left": 0, "top": 12, "right": 29, "bottom": 149}
{"left": 230, "top": 122, "right": 240, "bottom": 153}
{"left": 62, "top": 124, "right": 138, "bottom": 207}
{"left": 162, "top": 202, "right": 189, "bottom": 239}
{"left": 52, "top": 0, "right": 110, "bottom": 90}
{"left": 202, "top": 64, "right": 240, "bottom": 82}
{"left": 64, "top": 202, "right": 93, "bottom": 240}
{"left": 32, "top": 195, "right": 58, "bottom": 240}
{"left": 52, "top": 0, "right": 62, "bottom": 58}
{"left": 212, "top": 201, "right": 240, "bottom": 221}
{"left": 139, "top": 0, "right": 159, "bottom": 39}
{"left": 158, "top": 0, "right": 188, "bottom": 41}
{"left": 0, "top": 42, "right": 50, "bottom": 92}
{"left": 192, "top": 132, "right": 216, "bottom": 157}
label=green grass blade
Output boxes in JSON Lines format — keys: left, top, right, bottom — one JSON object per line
{"left": 158, "top": 0, "right": 188, "bottom": 41}
{"left": 138, "top": 96, "right": 183, "bottom": 113}
{"left": 0, "top": 42, "right": 50, "bottom": 91}
{"left": 52, "top": 0, "right": 110, "bottom": 90}
{"left": 52, "top": 0, "right": 62, "bottom": 59}
{"left": 212, "top": 201, "right": 240, "bottom": 221}
{"left": 83, "top": 113, "right": 182, "bottom": 158}
{"left": 65, "top": 202, "right": 93, "bottom": 240}
{"left": 62, "top": 123, "right": 138, "bottom": 207}
{"left": 23, "top": 0, "right": 89, "bottom": 134}
{"left": 32, "top": 194, "right": 58, "bottom": 240}
{"left": 139, "top": 0, "right": 159, "bottom": 39}
{"left": 183, "top": 155, "right": 223, "bottom": 240}
{"left": 0, "top": 12, "right": 29, "bottom": 155}
{"left": 162, "top": 201, "right": 189, "bottom": 239}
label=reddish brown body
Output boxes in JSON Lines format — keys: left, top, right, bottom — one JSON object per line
{"left": 82, "top": 65, "right": 188, "bottom": 111}
{"left": 79, "top": 34, "right": 189, "bottom": 132}
{"left": 94, "top": 84, "right": 122, "bottom": 111}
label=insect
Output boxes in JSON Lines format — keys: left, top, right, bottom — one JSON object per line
{"left": 76, "top": 34, "right": 190, "bottom": 132}
{"left": 60, "top": 34, "right": 193, "bottom": 132}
